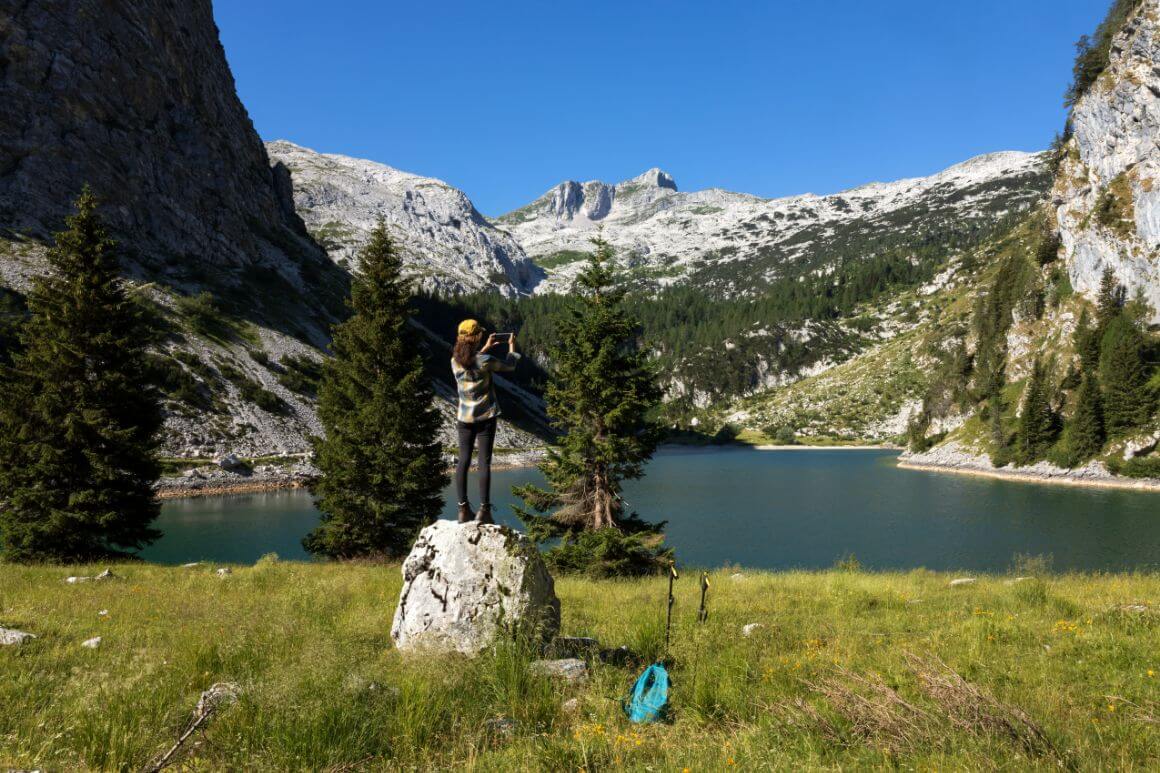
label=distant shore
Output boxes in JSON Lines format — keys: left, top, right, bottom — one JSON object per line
{"left": 752, "top": 443, "right": 900, "bottom": 451}
{"left": 156, "top": 443, "right": 909, "bottom": 499}
{"left": 897, "top": 460, "right": 1160, "bottom": 493}
{"left": 156, "top": 449, "right": 546, "bottom": 500}
{"left": 899, "top": 441, "right": 1160, "bottom": 493}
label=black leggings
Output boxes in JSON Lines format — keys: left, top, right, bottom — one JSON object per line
{"left": 455, "top": 417, "right": 497, "bottom": 505}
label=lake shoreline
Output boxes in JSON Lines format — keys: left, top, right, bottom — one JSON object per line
{"left": 751, "top": 443, "right": 900, "bottom": 451}
{"left": 157, "top": 449, "right": 546, "bottom": 499}
{"left": 900, "top": 452, "right": 1160, "bottom": 494}
{"left": 897, "top": 459, "right": 1160, "bottom": 492}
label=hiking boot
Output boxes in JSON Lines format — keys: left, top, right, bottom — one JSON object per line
{"left": 457, "top": 502, "right": 474, "bottom": 524}
{"left": 475, "top": 504, "right": 494, "bottom": 525}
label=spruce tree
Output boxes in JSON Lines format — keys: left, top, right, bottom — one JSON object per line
{"left": 1014, "top": 359, "right": 1058, "bottom": 465}
{"left": 0, "top": 188, "right": 162, "bottom": 561}
{"left": 514, "top": 235, "right": 670, "bottom": 576}
{"left": 1074, "top": 307, "right": 1101, "bottom": 375}
{"left": 304, "top": 221, "right": 446, "bottom": 559}
{"left": 1066, "top": 371, "right": 1105, "bottom": 464}
{"left": 1096, "top": 267, "right": 1125, "bottom": 331}
{"left": 1099, "top": 312, "right": 1153, "bottom": 435}
{"left": 988, "top": 394, "right": 1012, "bottom": 467}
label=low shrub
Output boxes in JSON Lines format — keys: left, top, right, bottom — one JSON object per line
{"left": 277, "top": 353, "right": 323, "bottom": 398}
{"left": 217, "top": 359, "right": 289, "bottom": 415}
{"left": 541, "top": 527, "right": 673, "bottom": 579}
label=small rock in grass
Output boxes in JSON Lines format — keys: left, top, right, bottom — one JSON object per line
{"left": 0, "top": 627, "right": 36, "bottom": 646}
{"left": 65, "top": 568, "right": 117, "bottom": 584}
{"left": 530, "top": 658, "right": 588, "bottom": 683}
{"left": 216, "top": 567, "right": 232, "bottom": 577}
{"left": 948, "top": 577, "right": 976, "bottom": 587}
{"left": 742, "top": 623, "right": 765, "bottom": 637}
{"left": 597, "top": 645, "right": 637, "bottom": 666}
{"left": 1112, "top": 602, "right": 1154, "bottom": 614}
{"left": 81, "top": 636, "right": 101, "bottom": 649}
{"left": 485, "top": 716, "right": 516, "bottom": 737}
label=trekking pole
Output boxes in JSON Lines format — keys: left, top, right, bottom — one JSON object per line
{"left": 697, "top": 571, "right": 710, "bottom": 623}
{"left": 664, "top": 563, "right": 678, "bottom": 655}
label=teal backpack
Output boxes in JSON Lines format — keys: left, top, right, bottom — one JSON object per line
{"left": 624, "top": 662, "right": 670, "bottom": 723}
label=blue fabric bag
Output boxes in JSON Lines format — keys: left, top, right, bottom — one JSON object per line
{"left": 624, "top": 662, "right": 670, "bottom": 723}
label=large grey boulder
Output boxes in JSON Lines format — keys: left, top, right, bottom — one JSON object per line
{"left": 391, "top": 521, "right": 560, "bottom": 655}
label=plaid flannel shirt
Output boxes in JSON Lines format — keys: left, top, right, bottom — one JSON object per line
{"left": 452, "top": 351, "right": 521, "bottom": 423}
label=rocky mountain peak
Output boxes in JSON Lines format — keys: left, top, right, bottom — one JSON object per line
{"left": 267, "top": 141, "right": 542, "bottom": 296}
{"left": 620, "top": 168, "right": 678, "bottom": 193}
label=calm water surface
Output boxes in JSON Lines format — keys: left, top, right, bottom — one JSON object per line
{"left": 143, "top": 448, "right": 1160, "bottom": 571}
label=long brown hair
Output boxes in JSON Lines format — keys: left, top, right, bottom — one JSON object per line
{"left": 453, "top": 333, "right": 481, "bottom": 370}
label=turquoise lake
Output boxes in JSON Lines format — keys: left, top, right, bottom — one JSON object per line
{"left": 142, "top": 448, "right": 1160, "bottom": 571}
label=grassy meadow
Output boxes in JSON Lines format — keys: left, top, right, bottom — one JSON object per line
{"left": 1, "top": 560, "right": 1158, "bottom": 770}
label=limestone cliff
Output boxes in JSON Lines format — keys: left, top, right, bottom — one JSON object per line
{"left": 1054, "top": 0, "right": 1160, "bottom": 323}
{"left": 266, "top": 141, "right": 542, "bottom": 296}
{"left": 0, "top": 0, "right": 344, "bottom": 323}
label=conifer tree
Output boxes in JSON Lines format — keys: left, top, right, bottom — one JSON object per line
{"left": 304, "top": 221, "right": 447, "bottom": 559}
{"left": 1099, "top": 312, "right": 1153, "bottom": 435}
{"left": 1074, "top": 307, "right": 1101, "bottom": 375}
{"left": 1066, "top": 370, "right": 1105, "bottom": 464}
{"left": 515, "top": 235, "right": 670, "bottom": 576}
{"left": 1096, "top": 267, "right": 1125, "bottom": 330}
{"left": 988, "top": 394, "right": 1012, "bottom": 467}
{"left": 1015, "top": 359, "right": 1058, "bottom": 465}
{"left": 0, "top": 188, "right": 162, "bottom": 561}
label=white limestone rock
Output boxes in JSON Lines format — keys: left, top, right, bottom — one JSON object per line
{"left": 266, "top": 140, "right": 543, "bottom": 296}
{"left": 1054, "top": 2, "right": 1160, "bottom": 324}
{"left": 65, "top": 569, "right": 116, "bottom": 584}
{"left": 0, "top": 627, "right": 36, "bottom": 646}
{"left": 81, "top": 636, "right": 102, "bottom": 649}
{"left": 530, "top": 658, "right": 589, "bottom": 683}
{"left": 391, "top": 521, "right": 560, "bottom": 656}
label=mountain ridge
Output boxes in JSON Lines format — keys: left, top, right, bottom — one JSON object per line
{"left": 493, "top": 150, "right": 1049, "bottom": 294}
{"left": 266, "top": 140, "right": 543, "bottom": 297}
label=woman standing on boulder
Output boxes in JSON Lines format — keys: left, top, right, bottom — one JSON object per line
{"left": 452, "top": 319, "right": 520, "bottom": 524}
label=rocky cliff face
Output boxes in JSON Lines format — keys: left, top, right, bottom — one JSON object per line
{"left": 0, "top": 0, "right": 546, "bottom": 462}
{"left": 1054, "top": 1, "right": 1160, "bottom": 323}
{"left": 0, "top": 0, "right": 342, "bottom": 317}
{"left": 498, "top": 154, "right": 1050, "bottom": 294}
{"left": 266, "top": 141, "right": 542, "bottom": 296}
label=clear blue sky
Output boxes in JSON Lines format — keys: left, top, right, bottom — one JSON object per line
{"left": 214, "top": 0, "right": 1109, "bottom": 216}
